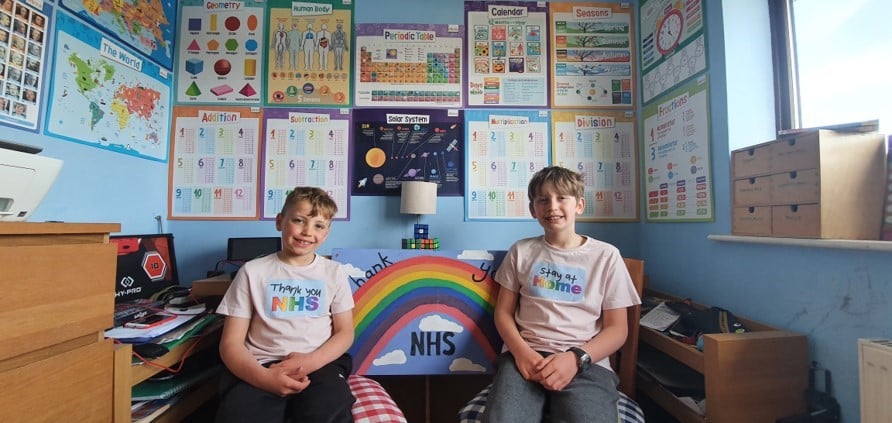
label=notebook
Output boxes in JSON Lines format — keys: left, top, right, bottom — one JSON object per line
{"left": 131, "top": 359, "right": 222, "bottom": 401}
{"left": 111, "top": 233, "right": 180, "bottom": 303}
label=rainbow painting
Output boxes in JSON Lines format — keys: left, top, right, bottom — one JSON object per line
{"left": 332, "top": 249, "right": 506, "bottom": 375}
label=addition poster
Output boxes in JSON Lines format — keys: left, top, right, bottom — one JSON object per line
{"left": 639, "top": 0, "right": 706, "bottom": 104}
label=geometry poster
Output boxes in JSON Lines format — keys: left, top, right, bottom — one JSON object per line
{"left": 46, "top": 11, "right": 171, "bottom": 162}
{"left": 352, "top": 108, "right": 464, "bottom": 197}
{"left": 176, "top": 0, "right": 266, "bottom": 104}
{"left": 266, "top": 0, "right": 353, "bottom": 107}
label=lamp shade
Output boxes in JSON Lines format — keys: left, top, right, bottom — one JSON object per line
{"left": 400, "top": 181, "right": 437, "bottom": 215}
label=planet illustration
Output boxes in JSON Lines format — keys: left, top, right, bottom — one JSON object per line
{"left": 366, "top": 148, "right": 386, "bottom": 168}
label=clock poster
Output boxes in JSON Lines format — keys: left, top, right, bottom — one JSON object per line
{"left": 549, "top": 2, "right": 636, "bottom": 109}
{"left": 638, "top": 0, "right": 706, "bottom": 105}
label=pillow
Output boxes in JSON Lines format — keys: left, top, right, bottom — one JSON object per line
{"left": 348, "top": 375, "right": 408, "bottom": 423}
{"left": 457, "top": 384, "right": 645, "bottom": 423}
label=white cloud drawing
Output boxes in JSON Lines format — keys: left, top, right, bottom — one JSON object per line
{"left": 457, "top": 250, "right": 494, "bottom": 261}
{"left": 449, "top": 357, "right": 487, "bottom": 373}
{"left": 419, "top": 315, "right": 464, "bottom": 333}
{"left": 372, "top": 349, "right": 407, "bottom": 366}
{"left": 343, "top": 264, "right": 366, "bottom": 279}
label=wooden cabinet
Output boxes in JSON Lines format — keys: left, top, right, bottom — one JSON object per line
{"left": 637, "top": 290, "right": 809, "bottom": 423}
{"left": 0, "top": 222, "right": 120, "bottom": 422}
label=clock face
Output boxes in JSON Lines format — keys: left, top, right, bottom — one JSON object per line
{"left": 656, "top": 9, "right": 683, "bottom": 55}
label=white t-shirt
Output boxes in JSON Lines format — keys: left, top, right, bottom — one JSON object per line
{"left": 216, "top": 253, "right": 354, "bottom": 364}
{"left": 495, "top": 235, "right": 641, "bottom": 370}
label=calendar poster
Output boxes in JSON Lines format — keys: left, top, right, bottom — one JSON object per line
{"left": 551, "top": 110, "right": 638, "bottom": 221}
{"left": 464, "top": 109, "right": 550, "bottom": 221}
{"left": 176, "top": 0, "right": 266, "bottom": 104}
{"left": 352, "top": 108, "right": 464, "bottom": 197}
{"left": 168, "top": 106, "right": 262, "bottom": 220}
{"left": 641, "top": 73, "right": 713, "bottom": 222}
{"left": 639, "top": 0, "right": 706, "bottom": 104}
{"left": 549, "top": 2, "right": 635, "bottom": 109}
{"left": 354, "top": 23, "right": 463, "bottom": 108}
{"left": 262, "top": 108, "right": 351, "bottom": 220}
{"left": 0, "top": 0, "right": 51, "bottom": 131}
{"left": 464, "top": 1, "right": 549, "bottom": 108}
{"left": 266, "top": 0, "right": 353, "bottom": 107}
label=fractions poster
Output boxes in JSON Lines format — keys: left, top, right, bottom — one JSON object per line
{"left": 549, "top": 2, "right": 635, "bottom": 109}
{"left": 262, "top": 108, "right": 351, "bottom": 220}
{"left": 464, "top": 1, "right": 549, "bottom": 108}
{"left": 354, "top": 23, "right": 463, "bottom": 108}
{"left": 464, "top": 109, "right": 550, "bottom": 221}
{"left": 168, "top": 106, "right": 262, "bottom": 220}
{"left": 642, "top": 73, "right": 713, "bottom": 222}
{"left": 352, "top": 108, "right": 464, "bottom": 197}
{"left": 0, "top": 0, "right": 50, "bottom": 131}
{"left": 551, "top": 110, "right": 638, "bottom": 221}
{"left": 176, "top": 0, "right": 265, "bottom": 104}
{"left": 265, "top": 0, "right": 353, "bottom": 107}
{"left": 639, "top": 0, "right": 706, "bottom": 104}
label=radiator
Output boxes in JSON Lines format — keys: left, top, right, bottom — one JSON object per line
{"left": 859, "top": 339, "right": 892, "bottom": 423}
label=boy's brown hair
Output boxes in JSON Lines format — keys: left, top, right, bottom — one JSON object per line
{"left": 526, "top": 166, "right": 585, "bottom": 203}
{"left": 280, "top": 186, "right": 338, "bottom": 220}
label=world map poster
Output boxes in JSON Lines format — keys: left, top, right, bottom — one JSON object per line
{"left": 45, "top": 11, "right": 172, "bottom": 162}
{"left": 60, "top": 0, "right": 176, "bottom": 70}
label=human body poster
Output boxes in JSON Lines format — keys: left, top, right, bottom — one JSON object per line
{"left": 641, "top": 74, "right": 713, "bottom": 222}
{"left": 46, "top": 11, "right": 172, "bottom": 162}
{"left": 0, "top": 0, "right": 51, "bottom": 131}
{"left": 551, "top": 110, "right": 638, "bottom": 221}
{"left": 549, "top": 2, "right": 635, "bottom": 109}
{"left": 464, "top": 109, "right": 550, "bottom": 221}
{"left": 176, "top": 0, "right": 266, "bottom": 104}
{"left": 354, "top": 23, "right": 463, "bottom": 108}
{"left": 262, "top": 108, "right": 351, "bottom": 220}
{"left": 464, "top": 1, "right": 548, "bottom": 108}
{"left": 168, "top": 106, "right": 262, "bottom": 220}
{"left": 266, "top": 0, "right": 353, "bottom": 107}
{"left": 639, "top": 0, "right": 706, "bottom": 104}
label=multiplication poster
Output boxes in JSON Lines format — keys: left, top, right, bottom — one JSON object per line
{"left": 549, "top": 2, "right": 635, "bottom": 109}
{"left": 262, "top": 108, "right": 351, "bottom": 220}
{"left": 266, "top": 0, "right": 353, "bottom": 107}
{"left": 176, "top": 0, "right": 265, "bottom": 104}
{"left": 352, "top": 108, "right": 464, "bottom": 196}
{"left": 464, "top": 1, "right": 548, "bottom": 108}
{"left": 354, "top": 23, "right": 463, "bottom": 108}
{"left": 551, "top": 111, "right": 638, "bottom": 221}
{"left": 639, "top": 0, "right": 706, "bottom": 104}
{"left": 641, "top": 74, "right": 713, "bottom": 222}
{"left": 168, "top": 106, "right": 262, "bottom": 220}
{"left": 464, "top": 109, "right": 550, "bottom": 220}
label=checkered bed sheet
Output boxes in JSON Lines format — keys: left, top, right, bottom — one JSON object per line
{"left": 458, "top": 385, "right": 645, "bottom": 423}
{"left": 348, "top": 375, "right": 408, "bottom": 423}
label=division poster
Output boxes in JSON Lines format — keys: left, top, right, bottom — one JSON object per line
{"left": 354, "top": 23, "right": 463, "bottom": 108}
{"left": 352, "top": 108, "right": 464, "bottom": 197}
{"left": 266, "top": 0, "right": 353, "bottom": 107}
{"left": 551, "top": 110, "right": 638, "bottom": 221}
{"left": 549, "top": 2, "right": 635, "bottom": 109}
{"left": 168, "top": 106, "right": 262, "bottom": 220}
{"left": 464, "top": 1, "right": 549, "bottom": 108}
{"left": 641, "top": 73, "right": 713, "bottom": 222}
{"left": 0, "top": 0, "right": 51, "bottom": 131}
{"left": 464, "top": 109, "right": 550, "bottom": 221}
{"left": 331, "top": 248, "right": 507, "bottom": 375}
{"left": 639, "top": 0, "right": 706, "bottom": 104}
{"left": 60, "top": 0, "right": 176, "bottom": 70}
{"left": 262, "top": 107, "right": 351, "bottom": 220}
{"left": 46, "top": 11, "right": 172, "bottom": 162}
{"left": 176, "top": 0, "right": 266, "bottom": 104}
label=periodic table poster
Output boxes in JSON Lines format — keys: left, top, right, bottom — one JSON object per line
{"left": 464, "top": 109, "right": 550, "bottom": 221}
{"left": 464, "top": 1, "right": 549, "bottom": 108}
{"left": 168, "top": 106, "right": 262, "bottom": 220}
{"left": 354, "top": 23, "right": 464, "bottom": 108}
{"left": 551, "top": 110, "right": 638, "bottom": 221}
{"left": 262, "top": 108, "right": 352, "bottom": 220}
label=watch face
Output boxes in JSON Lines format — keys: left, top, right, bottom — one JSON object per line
{"left": 656, "top": 9, "right": 683, "bottom": 55}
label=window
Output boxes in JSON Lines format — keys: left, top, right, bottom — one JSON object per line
{"left": 770, "top": 0, "right": 892, "bottom": 135}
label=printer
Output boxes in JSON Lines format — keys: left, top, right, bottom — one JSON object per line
{"left": 0, "top": 140, "right": 62, "bottom": 221}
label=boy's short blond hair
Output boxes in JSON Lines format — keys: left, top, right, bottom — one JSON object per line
{"left": 527, "top": 166, "right": 585, "bottom": 203}
{"left": 280, "top": 187, "right": 338, "bottom": 220}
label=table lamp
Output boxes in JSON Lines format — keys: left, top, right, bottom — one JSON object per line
{"left": 400, "top": 181, "right": 439, "bottom": 249}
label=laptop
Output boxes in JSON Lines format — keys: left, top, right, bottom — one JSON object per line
{"left": 110, "top": 233, "right": 180, "bottom": 303}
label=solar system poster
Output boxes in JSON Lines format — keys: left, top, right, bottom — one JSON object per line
{"left": 331, "top": 248, "right": 507, "bottom": 375}
{"left": 352, "top": 108, "right": 464, "bottom": 196}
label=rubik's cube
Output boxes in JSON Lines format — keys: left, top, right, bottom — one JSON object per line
{"left": 402, "top": 224, "right": 439, "bottom": 249}
{"left": 413, "top": 224, "right": 429, "bottom": 239}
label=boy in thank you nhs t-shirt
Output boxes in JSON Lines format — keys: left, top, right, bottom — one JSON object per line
{"left": 216, "top": 187, "right": 355, "bottom": 423}
{"left": 482, "top": 166, "right": 641, "bottom": 423}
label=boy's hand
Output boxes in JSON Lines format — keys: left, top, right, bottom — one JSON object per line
{"left": 533, "top": 352, "right": 578, "bottom": 391}
{"left": 273, "top": 351, "right": 322, "bottom": 375}
{"left": 262, "top": 366, "right": 310, "bottom": 396}
{"left": 512, "top": 348, "right": 545, "bottom": 381}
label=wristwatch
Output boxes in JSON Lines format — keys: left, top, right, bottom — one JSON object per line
{"left": 568, "top": 346, "right": 591, "bottom": 372}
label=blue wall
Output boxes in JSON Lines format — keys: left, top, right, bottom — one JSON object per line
{"left": 16, "top": 1, "right": 889, "bottom": 421}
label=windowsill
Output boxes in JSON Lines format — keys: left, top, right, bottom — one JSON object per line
{"left": 707, "top": 234, "right": 892, "bottom": 252}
